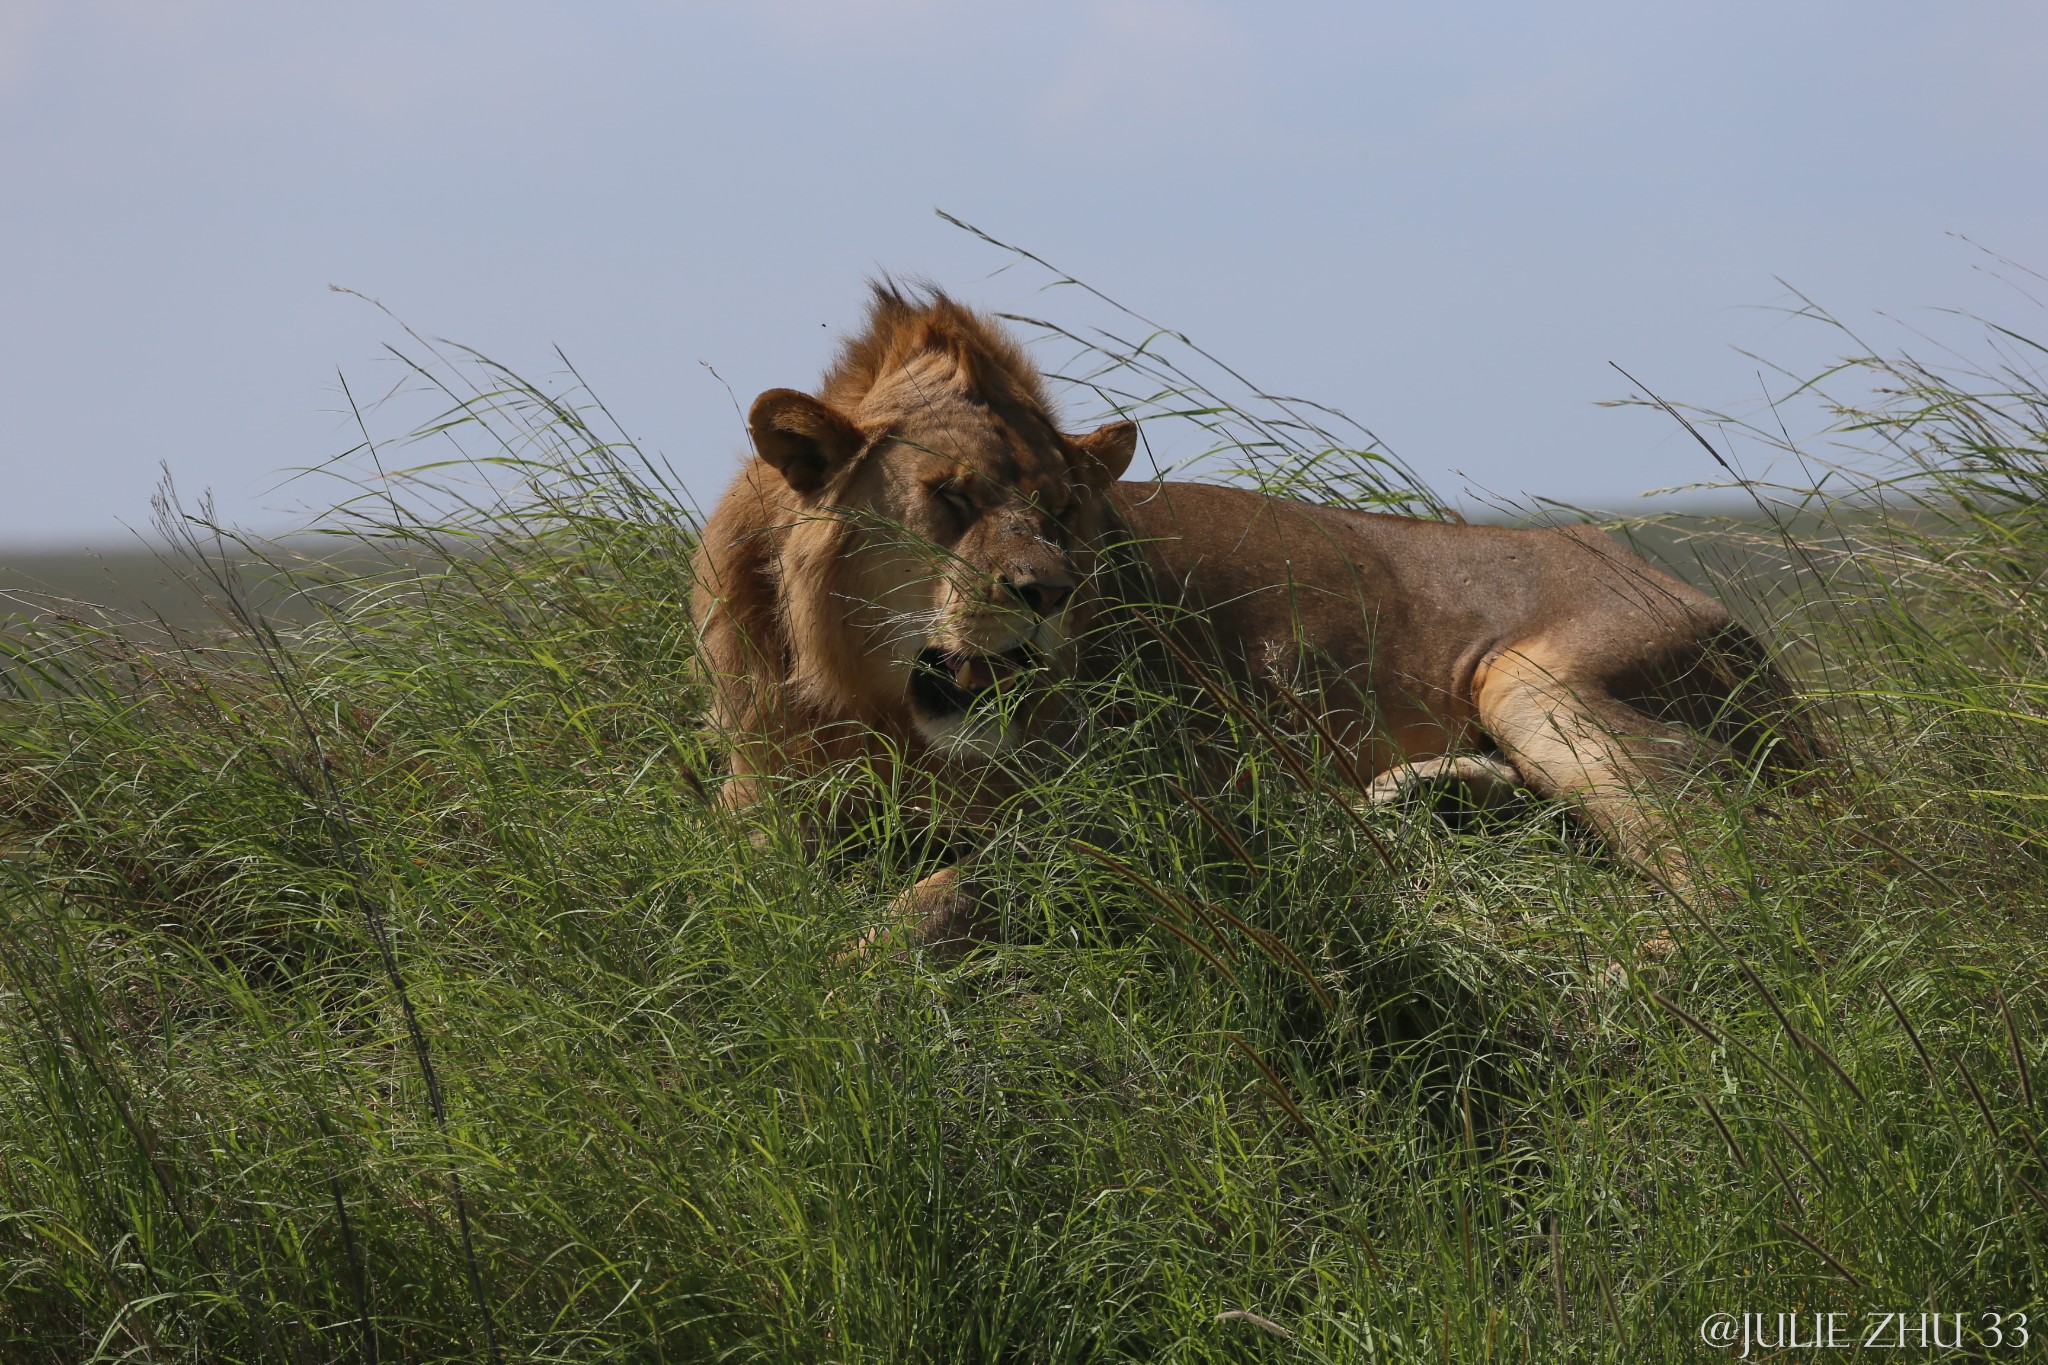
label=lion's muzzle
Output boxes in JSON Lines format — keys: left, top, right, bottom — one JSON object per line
{"left": 909, "top": 642, "right": 1040, "bottom": 720}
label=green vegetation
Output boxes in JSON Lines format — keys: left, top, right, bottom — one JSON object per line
{"left": 1, "top": 296, "right": 2044, "bottom": 1362}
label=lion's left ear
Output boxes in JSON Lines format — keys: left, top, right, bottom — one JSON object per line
{"left": 1068, "top": 420, "right": 1138, "bottom": 492}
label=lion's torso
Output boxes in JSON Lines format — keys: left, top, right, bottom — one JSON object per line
{"left": 1102, "top": 481, "right": 1730, "bottom": 771}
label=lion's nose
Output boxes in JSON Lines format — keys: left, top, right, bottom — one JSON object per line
{"left": 1003, "top": 576, "right": 1073, "bottom": 618}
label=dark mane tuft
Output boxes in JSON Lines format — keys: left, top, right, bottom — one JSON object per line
{"left": 818, "top": 279, "right": 1055, "bottom": 421}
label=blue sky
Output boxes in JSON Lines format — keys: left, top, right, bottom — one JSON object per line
{"left": 2, "top": 1, "right": 2043, "bottom": 545}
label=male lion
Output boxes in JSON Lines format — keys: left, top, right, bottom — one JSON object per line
{"left": 691, "top": 284, "right": 1816, "bottom": 950}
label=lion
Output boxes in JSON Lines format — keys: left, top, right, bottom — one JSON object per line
{"left": 690, "top": 284, "right": 1819, "bottom": 951}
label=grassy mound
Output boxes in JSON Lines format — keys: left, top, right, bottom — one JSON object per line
{"left": 1, "top": 303, "right": 2044, "bottom": 1362}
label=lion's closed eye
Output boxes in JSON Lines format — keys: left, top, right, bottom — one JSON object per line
{"left": 934, "top": 481, "right": 978, "bottom": 525}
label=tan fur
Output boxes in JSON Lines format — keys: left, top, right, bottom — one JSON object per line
{"left": 691, "top": 285, "right": 1819, "bottom": 947}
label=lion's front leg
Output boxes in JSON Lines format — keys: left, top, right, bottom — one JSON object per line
{"left": 1362, "top": 753, "right": 1524, "bottom": 807}
{"left": 840, "top": 866, "right": 992, "bottom": 963}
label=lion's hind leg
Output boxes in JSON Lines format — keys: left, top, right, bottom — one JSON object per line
{"left": 1473, "top": 643, "right": 1717, "bottom": 954}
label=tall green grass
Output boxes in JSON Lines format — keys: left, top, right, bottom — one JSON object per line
{"left": 0, "top": 285, "right": 2044, "bottom": 1361}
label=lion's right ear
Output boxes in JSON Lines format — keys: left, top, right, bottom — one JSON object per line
{"left": 748, "top": 389, "right": 865, "bottom": 495}
{"left": 1069, "top": 419, "right": 1138, "bottom": 493}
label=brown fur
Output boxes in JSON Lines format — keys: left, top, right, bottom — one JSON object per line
{"left": 691, "top": 285, "right": 1818, "bottom": 949}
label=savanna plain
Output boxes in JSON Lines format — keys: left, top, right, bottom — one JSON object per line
{"left": 1, "top": 282, "right": 2044, "bottom": 1362}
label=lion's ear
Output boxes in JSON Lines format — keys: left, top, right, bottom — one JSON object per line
{"left": 748, "top": 389, "right": 865, "bottom": 495}
{"left": 1069, "top": 420, "right": 1138, "bottom": 492}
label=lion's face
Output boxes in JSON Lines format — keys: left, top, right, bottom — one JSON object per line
{"left": 869, "top": 403, "right": 1095, "bottom": 753}
{"left": 747, "top": 381, "right": 1136, "bottom": 756}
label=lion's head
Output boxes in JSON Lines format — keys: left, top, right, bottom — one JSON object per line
{"left": 697, "top": 284, "right": 1138, "bottom": 761}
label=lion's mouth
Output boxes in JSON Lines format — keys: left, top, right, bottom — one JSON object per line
{"left": 909, "top": 644, "right": 1038, "bottom": 719}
